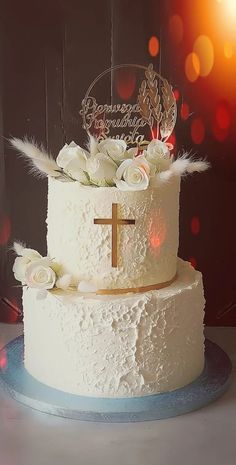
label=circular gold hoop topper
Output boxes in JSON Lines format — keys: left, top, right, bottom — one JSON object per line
{"left": 80, "top": 64, "right": 177, "bottom": 145}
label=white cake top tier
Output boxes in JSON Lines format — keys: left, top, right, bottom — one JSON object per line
{"left": 46, "top": 176, "right": 180, "bottom": 291}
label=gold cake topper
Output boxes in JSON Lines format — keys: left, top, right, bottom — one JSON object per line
{"left": 80, "top": 64, "right": 177, "bottom": 145}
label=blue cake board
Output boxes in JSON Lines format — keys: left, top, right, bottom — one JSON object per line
{"left": 0, "top": 336, "right": 232, "bottom": 422}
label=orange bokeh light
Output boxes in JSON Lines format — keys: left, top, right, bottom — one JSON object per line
{"left": 181, "top": 0, "right": 236, "bottom": 105}
{"left": 169, "top": 14, "right": 184, "bottom": 44}
{"left": 193, "top": 35, "right": 214, "bottom": 77}
{"left": 224, "top": 42, "right": 234, "bottom": 58}
{"left": 148, "top": 36, "right": 159, "bottom": 57}
{"left": 191, "top": 118, "right": 205, "bottom": 144}
{"left": 185, "top": 52, "right": 200, "bottom": 82}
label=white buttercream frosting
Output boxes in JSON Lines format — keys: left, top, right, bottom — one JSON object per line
{"left": 46, "top": 176, "right": 180, "bottom": 290}
{"left": 23, "top": 259, "right": 205, "bottom": 398}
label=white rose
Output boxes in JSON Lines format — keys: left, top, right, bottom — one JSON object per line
{"left": 56, "top": 141, "right": 89, "bottom": 183}
{"left": 21, "top": 248, "right": 42, "bottom": 260}
{"left": 146, "top": 139, "right": 171, "bottom": 172}
{"left": 98, "top": 139, "right": 127, "bottom": 164}
{"left": 115, "top": 157, "right": 150, "bottom": 191}
{"left": 13, "top": 249, "right": 42, "bottom": 283}
{"left": 25, "top": 258, "right": 56, "bottom": 290}
{"left": 86, "top": 153, "right": 117, "bottom": 186}
{"left": 13, "top": 256, "right": 31, "bottom": 283}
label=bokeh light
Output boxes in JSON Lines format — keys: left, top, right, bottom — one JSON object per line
{"left": 193, "top": 35, "right": 214, "bottom": 77}
{"left": 191, "top": 117, "right": 205, "bottom": 144}
{"left": 149, "top": 216, "right": 166, "bottom": 257}
{"left": 173, "top": 89, "right": 180, "bottom": 101}
{"left": 0, "top": 215, "right": 11, "bottom": 245}
{"left": 224, "top": 42, "right": 234, "bottom": 58}
{"left": 212, "top": 119, "right": 229, "bottom": 141}
{"left": 215, "top": 100, "right": 231, "bottom": 129}
{"left": 148, "top": 36, "right": 159, "bottom": 57}
{"left": 223, "top": 0, "right": 236, "bottom": 18}
{"left": 169, "top": 14, "right": 184, "bottom": 44}
{"left": 0, "top": 346, "right": 7, "bottom": 370}
{"left": 185, "top": 52, "right": 200, "bottom": 82}
{"left": 191, "top": 216, "right": 200, "bottom": 235}
{"left": 180, "top": 102, "right": 190, "bottom": 120}
{"left": 190, "top": 257, "right": 197, "bottom": 269}
{"left": 115, "top": 69, "right": 136, "bottom": 101}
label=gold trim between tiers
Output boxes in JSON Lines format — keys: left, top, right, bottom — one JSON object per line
{"left": 96, "top": 274, "right": 177, "bottom": 295}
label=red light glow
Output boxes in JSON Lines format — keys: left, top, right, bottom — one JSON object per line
{"left": 191, "top": 216, "right": 200, "bottom": 235}
{"left": 191, "top": 118, "right": 205, "bottom": 144}
{"left": 115, "top": 69, "right": 136, "bottom": 101}
{"left": 174, "top": 89, "right": 180, "bottom": 101}
{"left": 0, "top": 348, "right": 7, "bottom": 370}
{"left": 0, "top": 215, "right": 11, "bottom": 245}
{"left": 212, "top": 119, "right": 229, "bottom": 141}
{"left": 190, "top": 257, "right": 197, "bottom": 269}
{"left": 148, "top": 214, "right": 166, "bottom": 256}
{"left": 148, "top": 36, "right": 159, "bottom": 57}
{"left": 215, "top": 101, "right": 231, "bottom": 129}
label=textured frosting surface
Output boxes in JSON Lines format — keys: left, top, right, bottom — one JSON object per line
{"left": 46, "top": 177, "right": 180, "bottom": 290}
{"left": 23, "top": 259, "right": 205, "bottom": 398}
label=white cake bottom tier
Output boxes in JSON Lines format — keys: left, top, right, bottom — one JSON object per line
{"left": 23, "top": 259, "right": 205, "bottom": 398}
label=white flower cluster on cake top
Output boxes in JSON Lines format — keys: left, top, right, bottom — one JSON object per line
{"left": 56, "top": 138, "right": 172, "bottom": 190}
{"left": 10, "top": 136, "right": 209, "bottom": 192}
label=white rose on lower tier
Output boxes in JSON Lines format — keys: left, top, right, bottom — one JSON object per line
{"left": 115, "top": 157, "right": 150, "bottom": 191}
{"left": 56, "top": 141, "right": 89, "bottom": 183}
{"left": 146, "top": 139, "right": 171, "bottom": 173}
{"left": 98, "top": 139, "right": 128, "bottom": 164}
{"left": 13, "top": 249, "right": 42, "bottom": 283}
{"left": 25, "top": 258, "right": 56, "bottom": 290}
{"left": 86, "top": 153, "right": 117, "bottom": 186}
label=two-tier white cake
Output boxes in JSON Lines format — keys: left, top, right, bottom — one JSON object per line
{"left": 11, "top": 65, "right": 208, "bottom": 399}
{"left": 20, "top": 175, "right": 205, "bottom": 398}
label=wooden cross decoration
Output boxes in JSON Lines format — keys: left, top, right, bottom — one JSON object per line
{"left": 94, "top": 203, "right": 135, "bottom": 268}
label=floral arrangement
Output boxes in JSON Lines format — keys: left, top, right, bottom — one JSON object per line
{"left": 10, "top": 136, "right": 209, "bottom": 191}
{"left": 12, "top": 242, "right": 97, "bottom": 298}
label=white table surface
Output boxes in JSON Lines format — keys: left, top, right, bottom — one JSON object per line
{"left": 0, "top": 323, "right": 235, "bottom": 465}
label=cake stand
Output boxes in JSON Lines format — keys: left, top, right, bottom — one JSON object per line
{"left": 0, "top": 337, "right": 232, "bottom": 423}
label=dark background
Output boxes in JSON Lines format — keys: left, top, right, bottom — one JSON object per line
{"left": 0, "top": 0, "right": 236, "bottom": 325}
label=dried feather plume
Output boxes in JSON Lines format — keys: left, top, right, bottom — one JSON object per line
{"left": 86, "top": 133, "right": 98, "bottom": 156}
{"left": 10, "top": 137, "right": 69, "bottom": 180}
{"left": 158, "top": 152, "right": 210, "bottom": 184}
{"left": 13, "top": 241, "right": 26, "bottom": 256}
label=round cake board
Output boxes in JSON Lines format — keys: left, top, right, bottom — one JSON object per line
{"left": 0, "top": 337, "right": 232, "bottom": 423}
